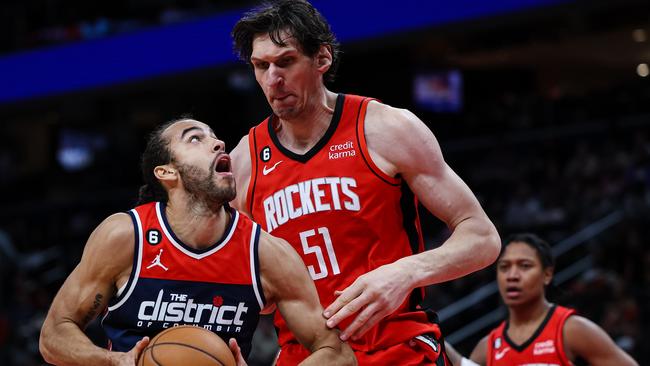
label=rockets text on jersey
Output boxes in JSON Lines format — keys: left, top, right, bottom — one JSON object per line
{"left": 261, "top": 176, "right": 360, "bottom": 233}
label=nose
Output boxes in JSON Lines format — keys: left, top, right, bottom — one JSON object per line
{"left": 212, "top": 138, "right": 225, "bottom": 153}
{"left": 267, "top": 64, "right": 284, "bottom": 87}
{"left": 506, "top": 267, "right": 520, "bottom": 281}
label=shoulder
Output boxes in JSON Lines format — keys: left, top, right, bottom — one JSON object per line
{"left": 364, "top": 100, "right": 443, "bottom": 176}
{"left": 563, "top": 315, "right": 616, "bottom": 356}
{"left": 230, "top": 134, "right": 251, "bottom": 169}
{"left": 257, "top": 230, "right": 297, "bottom": 261}
{"left": 365, "top": 100, "right": 423, "bottom": 139}
{"left": 563, "top": 314, "right": 602, "bottom": 338}
{"left": 81, "top": 213, "right": 135, "bottom": 272}
{"left": 89, "top": 213, "right": 134, "bottom": 247}
{"left": 563, "top": 314, "right": 638, "bottom": 365}
{"left": 469, "top": 335, "right": 490, "bottom": 365}
{"left": 229, "top": 134, "right": 252, "bottom": 213}
{"left": 256, "top": 230, "right": 308, "bottom": 298}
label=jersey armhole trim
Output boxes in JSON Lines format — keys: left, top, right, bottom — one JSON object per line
{"left": 247, "top": 125, "right": 260, "bottom": 218}
{"left": 356, "top": 98, "right": 401, "bottom": 186}
{"left": 104, "top": 209, "right": 143, "bottom": 314}
{"left": 250, "top": 223, "right": 266, "bottom": 309}
{"left": 486, "top": 326, "right": 500, "bottom": 366}
{"left": 557, "top": 307, "right": 577, "bottom": 366}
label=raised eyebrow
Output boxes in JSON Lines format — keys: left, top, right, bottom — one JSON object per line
{"left": 180, "top": 126, "right": 203, "bottom": 140}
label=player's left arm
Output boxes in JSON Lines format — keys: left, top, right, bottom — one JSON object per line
{"left": 258, "top": 230, "right": 357, "bottom": 366}
{"left": 324, "top": 102, "right": 500, "bottom": 340}
{"left": 563, "top": 315, "right": 638, "bottom": 366}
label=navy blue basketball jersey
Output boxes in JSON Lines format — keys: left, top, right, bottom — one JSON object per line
{"left": 101, "top": 202, "right": 265, "bottom": 358}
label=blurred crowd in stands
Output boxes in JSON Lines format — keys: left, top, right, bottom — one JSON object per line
{"left": 1, "top": 0, "right": 256, "bottom": 54}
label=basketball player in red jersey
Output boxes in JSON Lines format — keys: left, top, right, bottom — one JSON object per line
{"left": 39, "top": 119, "right": 356, "bottom": 366}
{"left": 229, "top": 1, "right": 501, "bottom": 364}
{"left": 445, "top": 233, "right": 638, "bottom": 366}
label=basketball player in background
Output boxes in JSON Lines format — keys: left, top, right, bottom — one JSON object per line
{"left": 445, "top": 233, "right": 638, "bottom": 366}
{"left": 229, "top": 1, "right": 501, "bottom": 364}
{"left": 39, "top": 119, "right": 356, "bottom": 366}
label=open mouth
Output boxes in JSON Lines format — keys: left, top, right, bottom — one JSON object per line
{"left": 214, "top": 155, "right": 231, "bottom": 173}
{"left": 505, "top": 286, "right": 522, "bottom": 298}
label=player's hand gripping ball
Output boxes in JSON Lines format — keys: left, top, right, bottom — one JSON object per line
{"left": 137, "top": 325, "right": 236, "bottom": 366}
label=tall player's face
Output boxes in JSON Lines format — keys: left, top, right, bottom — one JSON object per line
{"left": 496, "top": 242, "right": 552, "bottom": 308}
{"left": 250, "top": 31, "right": 326, "bottom": 120}
{"left": 163, "top": 120, "right": 236, "bottom": 205}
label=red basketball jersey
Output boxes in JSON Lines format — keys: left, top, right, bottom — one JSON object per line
{"left": 102, "top": 202, "right": 265, "bottom": 358}
{"left": 487, "top": 305, "right": 576, "bottom": 366}
{"left": 246, "top": 94, "right": 440, "bottom": 357}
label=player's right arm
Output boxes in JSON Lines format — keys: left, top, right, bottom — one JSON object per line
{"left": 229, "top": 134, "right": 253, "bottom": 216}
{"left": 39, "top": 213, "right": 148, "bottom": 366}
{"left": 258, "top": 231, "right": 357, "bottom": 365}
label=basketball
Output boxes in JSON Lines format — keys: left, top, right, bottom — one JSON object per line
{"left": 137, "top": 326, "right": 236, "bottom": 366}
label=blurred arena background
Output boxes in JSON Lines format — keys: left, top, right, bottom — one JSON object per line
{"left": 1, "top": 0, "right": 649, "bottom": 364}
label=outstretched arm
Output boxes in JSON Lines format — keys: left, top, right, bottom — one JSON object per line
{"left": 258, "top": 231, "right": 356, "bottom": 366}
{"left": 564, "top": 315, "right": 638, "bottom": 366}
{"left": 39, "top": 213, "right": 148, "bottom": 366}
{"left": 325, "top": 102, "right": 500, "bottom": 340}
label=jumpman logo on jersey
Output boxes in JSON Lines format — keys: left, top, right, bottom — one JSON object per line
{"left": 146, "top": 249, "right": 168, "bottom": 271}
{"left": 262, "top": 160, "right": 283, "bottom": 176}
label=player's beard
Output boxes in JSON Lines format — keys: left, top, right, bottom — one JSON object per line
{"left": 176, "top": 162, "right": 236, "bottom": 212}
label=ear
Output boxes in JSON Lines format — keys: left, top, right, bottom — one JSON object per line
{"left": 543, "top": 266, "right": 554, "bottom": 286}
{"left": 315, "top": 44, "right": 332, "bottom": 74}
{"left": 154, "top": 165, "right": 177, "bottom": 182}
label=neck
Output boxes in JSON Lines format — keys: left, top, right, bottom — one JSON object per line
{"left": 276, "top": 88, "right": 338, "bottom": 153}
{"left": 508, "top": 298, "right": 551, "bottom": 327}
{"left": 164, "top": 195, "right": 230, "bottom": 250}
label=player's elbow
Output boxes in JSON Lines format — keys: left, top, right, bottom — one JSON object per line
{"left": 39, "top": 322, "right": 56, "bottom": 364}
{"left": 477, "top": 220, "right": 501, "bottom": 268}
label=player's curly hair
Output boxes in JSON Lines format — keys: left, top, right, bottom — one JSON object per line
{"left": 232, "top": 0, "right": 341, "bottom": 83}
{"left": 136, "top": 117, "right": 188, "bottom": 205}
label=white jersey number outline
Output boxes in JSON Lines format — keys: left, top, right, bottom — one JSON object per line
{"left": 299, "top": 227, "right": 340, "bottom": 280}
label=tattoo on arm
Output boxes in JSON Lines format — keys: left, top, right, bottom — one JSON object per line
{"left": 81, "top": 293, "right": 104, "bottom": 326}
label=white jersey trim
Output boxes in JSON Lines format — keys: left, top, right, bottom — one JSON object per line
{"left": 155, "top": 202, "right": 239, "bottom": 260}
{"left": 250, "top": 223, "right": 265, "bottom": 309}
{"left": 106, "top": 209, "right": 143, "bottom": 312}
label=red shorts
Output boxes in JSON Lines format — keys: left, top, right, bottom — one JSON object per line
{"left": 276, "top": 333, "right": 450, "bottom": 366}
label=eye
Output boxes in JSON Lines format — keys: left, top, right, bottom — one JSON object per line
{"left": 189, "top": 135, "right": 201, "bottom": 143}
{"left": 253, "top": 61, "right": 269, "bottom": 70}
{"left": 277, "top": 57, "right": 293, "bottom": 67}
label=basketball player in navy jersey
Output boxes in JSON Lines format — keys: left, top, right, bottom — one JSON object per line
{"left": 445, "top": 233, "right": 638, "bottom": 366}
{"left": 39, "top": 119, "right": 356, "bottom": 366}
{"left": 229, "top": 1, "right": 501, "bottom": 364}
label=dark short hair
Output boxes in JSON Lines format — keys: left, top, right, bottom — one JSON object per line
{"left": 136, "top": 118, "right": 186, "bottom": 205}
{"left": 501, "top": 233, "right": 555, "bottom": 269}
{"left": 232, "top": 0, "right": 341, "bottom": 83}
